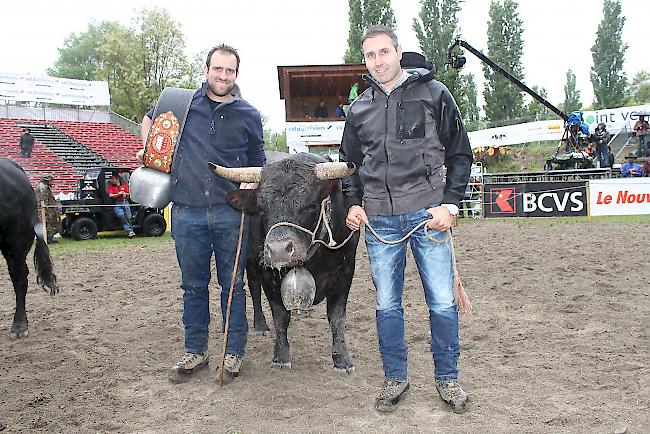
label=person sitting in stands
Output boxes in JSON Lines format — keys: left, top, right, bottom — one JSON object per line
{"left": 314, "top": 100, "right": 328, "bottom": 118}
{"left": 620, "top": 154, "right": 643, "bottom": 178}
{"left": 335, "top": 103, "right": 346, "bottom": 118}
{"left": 108, "top": 175, "right": 136, "bottom": 238}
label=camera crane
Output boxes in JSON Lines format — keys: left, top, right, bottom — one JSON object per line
{"left": 447, "top": 37, "right": 592, "bottom": 170}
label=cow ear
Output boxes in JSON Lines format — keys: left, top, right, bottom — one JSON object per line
{"left": 227, "top": 189, "right": 259, "bottom": 213}
{"left": 320, "top": 179, "right": 338, "bottom": 199}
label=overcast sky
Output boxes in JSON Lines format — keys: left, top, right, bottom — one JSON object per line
{"left": 1, "top": 0, "right": 646, "bottom": 131}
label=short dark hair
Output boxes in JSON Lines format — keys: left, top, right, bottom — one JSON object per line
{"left": 205, "top": 44, "right": 240, "bottom": 72}
{"left": 362, "top": 25, "right": 399, "bottom": 50}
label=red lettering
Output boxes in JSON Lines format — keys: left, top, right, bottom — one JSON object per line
{"left": 617, "top": 190, "right": 627, "bottom": 204}
{"left": 596, "top": 191, "right": 612, "bottom": 204}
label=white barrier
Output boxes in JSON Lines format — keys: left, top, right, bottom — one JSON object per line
{"left": 588, "top": 178, "right": 650, "bottom": 216}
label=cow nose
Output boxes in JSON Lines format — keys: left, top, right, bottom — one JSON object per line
{"left": 264, "top": 239, "right": 296, "bottom": 265}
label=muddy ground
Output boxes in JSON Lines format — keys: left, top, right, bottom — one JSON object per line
{"left": 0, "top": 219, "right": 648, "bottom": 433}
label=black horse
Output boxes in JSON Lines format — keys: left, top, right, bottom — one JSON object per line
{"left": 0, "top": 158, "right": 58, "bottom": 338}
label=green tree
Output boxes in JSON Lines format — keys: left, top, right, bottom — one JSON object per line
{"left": 413, "top": 0, "right": 462, "bottom": 92}
{"left": 344, "top": 0, "right": 397, "bottom": 63}
{"left": 483, "top": 0, "right": 525, "bottom": 126}
{"left": 522, "top": 86, "right": 551, "bottom": 122}
{"left": 626, "top": 70, "right": 650, "bottom": 105}
{"left": 456, "top": 73, "right": 481, "bottom": 131}
{"left": 562, "top": 69, "right": 582, "bottom": 113}
{"left": 48, "top": 8, "right": 196, "bottom": 120}
{"left": 49, "top": 21, "right": 129, "bottom": 81}
{"left": 590, "top": 0, "right": 627, "bottom": 109}
{"left": 412, "top": 0, "right": 479, "bottom": 129}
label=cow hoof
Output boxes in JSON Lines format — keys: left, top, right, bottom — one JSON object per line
{"left": 10, "top": 327, "right": 28, "bottom": 339}
{"left": 254, "top": 329, "right": 271, "bottom": 337}
{"left": 333, "top": 365, "right": 355, "bottom": 374}
{"left": 271, "top": 361, "right": 292, "bottom": 369}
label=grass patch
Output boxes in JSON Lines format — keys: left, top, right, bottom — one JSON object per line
{"left": 457, "top": 214, "right": 650, "bottom": 227}
{"left": 47, "top": 232, "right": 173, "bottom": 257}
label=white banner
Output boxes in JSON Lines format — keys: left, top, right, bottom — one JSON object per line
{"left": 286, "top": 121, "right": 345, "bottom": 153}
{"left": 468, "top": 120, "right": 565, "bottom": 148}
{"left": 468, "top": 104, "right": 650, "bottom": 149}
{"left": 588, "top": 178, "right": 650, "bottom": 216}
{"left": 0, "top": 72, "right": 110, "bottom": 106}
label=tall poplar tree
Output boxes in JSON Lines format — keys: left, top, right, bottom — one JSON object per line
{"left": 590, "top": 0, "right": 627, "bottom": 109}
{"left": 483, "top": 0, "right": 525, "bottom": 126}
{"left": 562, "top": 69, "right": 582, "bottom": 113}
{"left": 344, "top": 0, "right": 397, "bottom": 63}
{"left": 412, "top": 0, "right": 479, "bottom": 128}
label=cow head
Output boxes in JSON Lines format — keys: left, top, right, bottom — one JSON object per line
{"left": 211, "top": 154, "right": 355, "bottom": 269}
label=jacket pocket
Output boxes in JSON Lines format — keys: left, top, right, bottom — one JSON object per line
{"left": 397, "top": 100, "right": 425, "bottom": 140}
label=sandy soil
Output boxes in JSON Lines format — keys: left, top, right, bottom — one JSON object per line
{"left": 0, "top": 219, "right": 648, "bottom": 433}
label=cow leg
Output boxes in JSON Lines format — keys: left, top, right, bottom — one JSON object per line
{"left": 2, "top": 245, "right": 30, "bottom": 339}
{"left": 327, "top": 291, "right": 354, "bottom": 374}
{"left": 268, "top": 296, "right": 292, "bottom": 368}
{"left": 246, "top": 263, "right": 270, "bottom": 335}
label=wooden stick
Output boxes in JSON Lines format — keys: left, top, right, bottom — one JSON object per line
{"left": 219, "top": 211, "right": 246, "bottom": 386}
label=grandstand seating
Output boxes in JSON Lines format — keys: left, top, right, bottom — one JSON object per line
{"left": 0, "top": 117, "right": 142, "bottom": 194}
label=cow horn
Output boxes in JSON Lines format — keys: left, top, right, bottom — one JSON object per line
{"left": 314, "top": 162, "right": 356, "bottom": 180}
{"left": 209, "top": 162, "right": 262, "bottom": 183}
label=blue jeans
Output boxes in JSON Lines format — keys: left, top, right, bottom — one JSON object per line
{"left": 365, "top": 206, "right": 460, "bottom": 381}
{"left": 638, "top": 135, "right": 647, "bottom": 158}
{"left": 171, "top": 204, "right": 249, "bottom": 356}
{"left": 113, "top": 201, "right": 133, "bottom": 233}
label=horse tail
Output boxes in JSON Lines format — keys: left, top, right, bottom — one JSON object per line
{"left": 33, "top": 223, "right": 58, "bottom": 296}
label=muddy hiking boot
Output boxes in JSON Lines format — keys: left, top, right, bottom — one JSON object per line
{"left": 168, "top": 352, "right": 208, "bottom": 383}
{"left": 375, "top": 379, "right": 410, "bottom": 412}
{"left": 216, "top": 354, "right": 243, "bottom": 386}
{"left": 435, "top": 379, "right": 469, "bottom": 413}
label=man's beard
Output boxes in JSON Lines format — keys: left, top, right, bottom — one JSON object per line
{"left": 209, "top": 80, "right": 235, "bottom": 97}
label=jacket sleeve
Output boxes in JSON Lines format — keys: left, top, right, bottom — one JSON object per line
{"left": 431, "top": 82, "right": 473, "bottom": 206}
{"left": 247, "top": 110, "right": 266, "bottom": 168}
{"left": 339, "top": 112, "right": 364, "bottom": 209}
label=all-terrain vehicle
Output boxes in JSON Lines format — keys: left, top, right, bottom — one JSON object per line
{"left": 60, "top": 166, "right": 167, "bottom": 241}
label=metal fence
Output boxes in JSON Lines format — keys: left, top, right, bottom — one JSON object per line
{"left": 0, "top": 104, "right": 111, "bottom": 122}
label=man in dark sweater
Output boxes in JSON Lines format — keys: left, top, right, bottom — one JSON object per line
{"left": 139, "top": 44, "right": 265, "bottom": 385}
{"left": 19, "top": 128, "right": 34, "bottom": 158}
{"left": 340, "top": 25, "right": 473, "bottom": 414}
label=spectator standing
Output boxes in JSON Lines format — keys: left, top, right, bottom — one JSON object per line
{"left": 35, "top": 173, "right": 61, "bottom": 243}
{"left": 591, "top": 122, "right": 610, "bottom": 168}
{"left": 634, "top": 115, "right": 649, "bottom": 157}
{"left": 19, "top": 128, "right": 34, "bottom": 158}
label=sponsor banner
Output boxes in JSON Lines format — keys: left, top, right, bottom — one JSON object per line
{"left": 286, "top": 121, "right": 345, "bottom": 151}
{"left": 0, "top": 72, "right": 110, "bottom": 106}
{"left": 468, "top": 104, "right": 650, "bottom": 148}
{"left": 483, "top": 182, "right": 587, "bottom": 218}
{"left": 588, "top": 178, "right": 650, "bottom": 216}
{"left": 468, "top": 120, "right": 565, "bottom": 148}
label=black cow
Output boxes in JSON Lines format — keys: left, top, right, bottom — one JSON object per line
{"left": 211, "top": 153, "right": 359, "bottom": 372}
{"left": 0, "top": 158, "right": 58, "bottom": 338}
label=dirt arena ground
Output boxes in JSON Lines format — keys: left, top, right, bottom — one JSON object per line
{"left": 0, "top": 219, "right": 648, "bottom": 433}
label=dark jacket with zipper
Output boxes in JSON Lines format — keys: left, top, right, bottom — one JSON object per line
{"left": 339, "top": 69, "right": 472, "bottom": 216}
{"left": 148, "top": 82, "right": 265, "bottom": 208}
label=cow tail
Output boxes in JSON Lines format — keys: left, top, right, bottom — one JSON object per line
{"left": 34, "top": 233, "right": 59, "bottom": 296}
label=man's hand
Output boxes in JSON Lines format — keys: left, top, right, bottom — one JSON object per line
{"left": 346, "top": 205, "right": 367, "bottom": 231}
{"left": 426, "top": 206, "right": 454, "bottom": 231}
{"left": 136, "top": 148, "right": 145, "bottom": 165}
{"left": 240, "top": 182, "right": 258, "bottom": 190}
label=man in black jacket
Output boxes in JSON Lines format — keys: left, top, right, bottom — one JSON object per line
{"left": 340, "top": 25, "right": 473, "bottom": 414}
{"left": 19, "top": 128, "right": 34, "bottom": 158}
